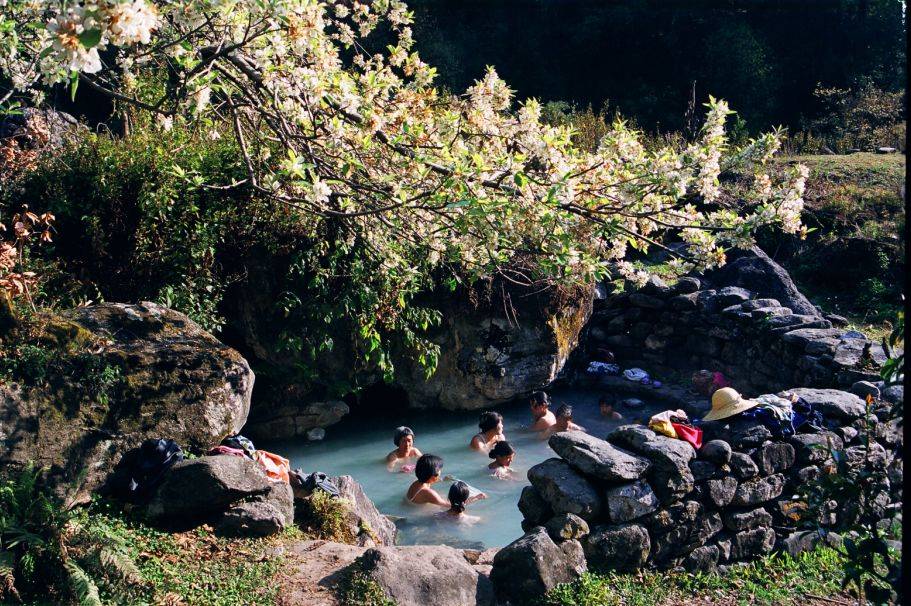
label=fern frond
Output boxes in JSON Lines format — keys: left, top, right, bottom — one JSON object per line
{"left": 65, "top": 560, "right": 102, "bottom": 606}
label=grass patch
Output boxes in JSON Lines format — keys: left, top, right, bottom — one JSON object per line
{"left": 544, "top": 547, "right": 848, "bottom": 606}
{"left": 65, "top": 499, "right": 302, "bottom": 606}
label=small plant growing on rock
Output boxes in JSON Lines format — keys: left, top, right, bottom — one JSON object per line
{"left": 298, "top": 491, "right": 356, "bottom": 544}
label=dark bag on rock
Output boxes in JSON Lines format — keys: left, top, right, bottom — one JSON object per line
{"left": 222, "top": 434, "right": 256, "bottom": 458}
{"left": 124, "top": 438, "right": 184, "bottom": 503}
{"left": 296, "top": 470, "right": 340, "bottom": 498}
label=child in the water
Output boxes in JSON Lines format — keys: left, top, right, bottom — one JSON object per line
{"left": 528, "top": 391, "right": 557, "bottom": 432}
{"left": 407, "top": 455, "right": 487, "bottom": 509}
{"left": 386, "top": 426, "right": 422, "bottom": 471}
{"left": 487, "top": 440, "right": 517, "bottom": 479}
{"left": 599, "top": 396, "right": 622, "bottom": 420}
{"left": 406, "top": 454, "right": 449, "bottom": 506}
{"left": 438, "top": 480, "right": 482, "bottom": 523}
{"left": 544, "top": 404, "right": 586, "bottom": 437}
{"left": 470, "top": 411, "right": 506, "bottom": 452}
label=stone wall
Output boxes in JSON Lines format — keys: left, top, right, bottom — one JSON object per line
{"left": 585, "top": 273, "right": 887, "bottom": 396}
{"left": 491, "top": 386, "right": 902, "bottom": 603}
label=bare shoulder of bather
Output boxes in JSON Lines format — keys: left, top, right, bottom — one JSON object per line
{"left": 410, "top": 485, "right": 449, "bottom": 507}
{"left": 530, "top": 411, "right": 556, "bottom": 432}
{"left": 469, "top": 434, "right": 487, "bottom": 451}
{"left": 386, "top": 446, "right": 422, "bottom": 468}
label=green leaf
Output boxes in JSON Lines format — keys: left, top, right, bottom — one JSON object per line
{"left": 69, "top": 72, "right": 79, "bottom": 102}
{"left": 78, "top": 29, "right": 102, "bottom": 48}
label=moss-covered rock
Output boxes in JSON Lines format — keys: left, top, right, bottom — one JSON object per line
{"left": 0, "top": 301, "right": 253, "bottom": 501}
{"left": 394, "top": 283, "right": 594, "bottom": 410}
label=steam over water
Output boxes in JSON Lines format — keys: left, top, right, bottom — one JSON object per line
{"left": 269, "top": 386, "right": 664, "bottom": 548}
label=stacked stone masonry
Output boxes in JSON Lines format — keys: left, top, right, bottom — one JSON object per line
{"left": 585, "top": 274, "right": 887, "bottom": 395}
{"left": 495, "top": 384, "right": 902, "bottom": 602}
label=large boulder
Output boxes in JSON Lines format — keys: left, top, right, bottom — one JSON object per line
{"left": 330, "top": 475, "right": 397, "bottom": 547}
{"left": 518, "top": 485, "right": 554, "bottom": 526}
{"left": 145, "top": 455, "right": 292, "bottom": 536}
{"left": 0, "top": 302, "right": 253, "bottom": 500}
{"left": 704, "top": 247, "right": 818, "bottom": 316}
{"left": 548, "top": 431, "right": 650, "bottom": 482}
{"left": 395, "top": 284, "right": 593, "bottom": 409}
{"left": 646, "top": 501, "right": 722, "bottom": 565}
{"left": 527, "top": 458, "right": 603, "bottom": 521}
{"left": 355, "top": 545, "right": 495, "bottom": 606}
{"left": 491, "top": 527, "right": 586, "bottom": 604}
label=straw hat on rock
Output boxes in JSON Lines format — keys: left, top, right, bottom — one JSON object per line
{"left": 702, "top": 387, "right": 759, "bottom": 422}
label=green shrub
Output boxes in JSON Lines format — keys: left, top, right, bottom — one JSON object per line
{"left": 0, "top": 464, "right": 146, "bottom": 605}
{"left": 337, "top": 569, "right": 396, "bottom": 606}
{"left": 0, "top": 343, "right": 53, "bottom": 385}
{"left": 3, "top": 125, "right": 443, "bottom": 389}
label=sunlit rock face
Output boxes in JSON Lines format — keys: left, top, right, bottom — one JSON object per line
{"left": 395, "top": 283, "right": 593, "bottom": 410}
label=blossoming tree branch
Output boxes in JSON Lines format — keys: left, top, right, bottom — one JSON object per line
{"left": 2, "top": 0, "right": 806, "bottom": 291}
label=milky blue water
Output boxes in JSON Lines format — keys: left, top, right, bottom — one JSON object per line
{"left": 267, "top": 386, "right": 660, "bottom": 549}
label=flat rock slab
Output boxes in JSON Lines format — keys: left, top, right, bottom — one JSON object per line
{"left": 583, "top": 523, "right": 651, "bottom": 572}
{"left": 604, "top": 480, "right": 659, "bottom": 523}
{"left": 549, "top": 431, "right": 650, "bottom": 482}
{"left": 279, "top": 540, "right": 368, "bottom": 606}
{"left": 528, "top": 458, "right": 603, "bottom": 520}
{"left": 608, "top": 425, "right": 696, "bottom": 503}
{"left": 778, "top": 388, "right": 866, "bottom": 421}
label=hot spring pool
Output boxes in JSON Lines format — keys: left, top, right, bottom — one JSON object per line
{"left": 265, "top": 386, "right": 664, "bottom": 549}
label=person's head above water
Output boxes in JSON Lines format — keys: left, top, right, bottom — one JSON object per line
{"left": 556, "top": 404, "right": 573, "bottom": 420}
{"left": 448, "top": 480, "right": 470, "bottom": 513}
{"left": 415, "top": 454, "right": 443, "bottom": 483}
{"left": 488, "top": 440, "right": 516, "bottom": 465}
{"left": 530, "top": 391, "right": 550, "bottom": 416}
{"left": 599, "top": 396, "right": 613, "bottom": 410}
{"left": 393, "top": 426, "right": 415, "bottom": 448}
{"left": 478, "top": 411, "right": 503, "bottom": 434}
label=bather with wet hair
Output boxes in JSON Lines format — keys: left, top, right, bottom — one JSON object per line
{"left": 437, "top": 480, "right": 484, "bottom": 523}
{"left": 386, "top": 425, "right": 422, "bottom": 471}
{"left": 528, "top": 391, "right": 557, "bottom": 432}
{"left": 405, "top": 454, "right": 449, "bottom": 506}
{"left": 469, "top": 411, "right": 506, "bottom": 452}
{"left": 487, "top": 440, "right": 517, "bottom": 479}
{"left": 543, "top": 403, "right": 586, "bottom": 437}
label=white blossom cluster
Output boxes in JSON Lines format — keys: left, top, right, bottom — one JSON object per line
{"left": 2, "top": 0, "right": 808, "bottom": 292}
